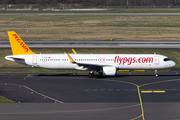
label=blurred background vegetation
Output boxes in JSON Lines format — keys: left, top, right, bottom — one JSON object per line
{"left": 0, "top": 0, "right": 180, "bottom": 6}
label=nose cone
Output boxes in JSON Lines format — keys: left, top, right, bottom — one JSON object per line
{"left": 172, "top": 61, "right": 176, "bottom": 68}
{"left": 165, "top": 61, "right": 176, "bottom": 68}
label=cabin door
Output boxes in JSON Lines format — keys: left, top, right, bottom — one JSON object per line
{"left": 32, "top": 56, "right": 37, "bottom": 65}
{"left": 154, "top": 56, "right": 159, "bottom": 65}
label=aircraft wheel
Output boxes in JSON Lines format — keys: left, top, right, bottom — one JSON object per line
{"left": 89, "top": 71, "right": 94, "bottom": 78}
{"left": 155, "top": 70, "right": 158, "bottom": 77}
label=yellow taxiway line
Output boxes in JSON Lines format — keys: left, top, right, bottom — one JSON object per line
{"left": 141, "top": 91, "right": 152, "bottom": 93}
{"left": 24, "top": 74, "right": 30, "bottom": 80}
{"left": 153, "top": 91, "right": 165, "bottom": 93}
{"left": 141, "top": 90, "right": 165, "bottom": 93}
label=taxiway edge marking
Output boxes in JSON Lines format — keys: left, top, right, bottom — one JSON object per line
{"left": 22, "top": 85, "right": 63, "bottom": 103}
{"left": 7, "top": 83, "right": 63, "bottom": 103}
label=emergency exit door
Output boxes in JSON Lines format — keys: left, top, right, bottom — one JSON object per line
{"left": 32, "top": 56, "right": 37, "bottom": 64}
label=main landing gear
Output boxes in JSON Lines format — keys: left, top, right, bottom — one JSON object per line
{"left": 155, "top": 70, "right": 158, "bottom": 77}
{"left": 89, "top": 71, "right": 94, "bottom": 78}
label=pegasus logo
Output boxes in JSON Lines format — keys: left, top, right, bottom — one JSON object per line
{"left": 12, "top": 34, "right": 29, "bottom": 52}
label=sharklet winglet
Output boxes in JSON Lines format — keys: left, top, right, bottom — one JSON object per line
{"left": 67, "top": 53, "right": 76, "bottom": 63}
{"left": 72, "top": 49, "right": 77, "bottom": 54}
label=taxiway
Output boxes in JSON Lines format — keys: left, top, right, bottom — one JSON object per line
{"left": 0, "top": 73, "right": 180, "bottom": 119}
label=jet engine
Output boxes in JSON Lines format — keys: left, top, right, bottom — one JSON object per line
{"left": 100, "top": 66, "right": 117, "bottom": 76}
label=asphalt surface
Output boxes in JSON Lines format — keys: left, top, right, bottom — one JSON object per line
{"left": 2, "top": 41, "right": 180, "bottom": 48}
{"left": 1, "top": 72, "right": 180, "bottom": 119}
{"left": 0, "top": 13, "right": 180, "bottom": 15}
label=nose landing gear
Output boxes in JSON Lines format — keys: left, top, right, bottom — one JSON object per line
{"left": 155, "top": 70, "right": 158, "bottom": 77}
{"left": 89, "top": 71, "right": 94, "bottom": 78}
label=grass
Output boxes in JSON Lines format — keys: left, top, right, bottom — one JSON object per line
{"left": 0, "top": 96, "right": 16, "bottom": 103}
{"left": 0, "top": 15, "right": 180, "bottom": 41}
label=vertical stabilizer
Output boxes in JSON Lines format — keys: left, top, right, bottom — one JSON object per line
{"left": 7, "top": 31, "right": 36, "bottom": 55}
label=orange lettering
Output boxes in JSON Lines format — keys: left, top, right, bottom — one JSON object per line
{"left": 12, "top": 34, "right": 29, "bottom": 53}
{"left": 146, "top": 57, "right": 153, "bottom": 63}
{"left": 132, "top": 57, "right": 136, "bottom": 63}
{"left": 142, "top": 57, "right": 146, "bottom": 63}
{"left": 127, "top": 57, "right": 132, "bottom": 65}
{"left": 21, "top": 44, "right": 25, "bottom": 48}
{"left": 25, "top": 48, "right": 29, "bottom": 52}
{"left": 16, "top": 39, "right": 21, "bottom": 42}
{"left": 20, "top": 42, "right": 24, "bottom": 45}
{"left": 13, "top": 34, "right": 18, "bottom": 39}
{"left": 123, "top": 57, "right": 127, "bottom": 65}
{"left": 138, "top": 57, "right": 142, "bottom": 63}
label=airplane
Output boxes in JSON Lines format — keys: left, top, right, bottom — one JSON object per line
{"left": 5, "top": 31, "right": 176, "bottom": 78}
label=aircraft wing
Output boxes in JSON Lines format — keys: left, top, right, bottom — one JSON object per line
{"left": 76, "top": 62, "right": 102, "bottom": 71}
{"left": 66, "top": 53, "right": 110, "bottom": 71}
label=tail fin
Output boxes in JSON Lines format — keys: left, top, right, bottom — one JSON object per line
{"left": 7, "top": 31, "right": 36, "bottom": 55}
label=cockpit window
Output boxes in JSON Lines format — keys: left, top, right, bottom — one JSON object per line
{"left": 164, "top": 58, "right": 171, "bottom": 61}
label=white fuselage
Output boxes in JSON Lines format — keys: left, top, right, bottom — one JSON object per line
{"left": 5, "top": 54, "right": 176, "bottom": 70}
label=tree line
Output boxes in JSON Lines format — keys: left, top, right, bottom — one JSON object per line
{"left": 1, "top": 0, "right": 180, "bottom": 6}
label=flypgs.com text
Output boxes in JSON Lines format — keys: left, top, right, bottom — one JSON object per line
{"left": 114, "top": 56, "right": 153, "bottom": 65}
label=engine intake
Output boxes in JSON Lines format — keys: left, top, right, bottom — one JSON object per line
{"left": 101, "top": 66, "right": 116, "bottom": 76}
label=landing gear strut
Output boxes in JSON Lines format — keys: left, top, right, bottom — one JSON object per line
{"left": 89, "top": 71, "right": 94, "bottom": 78}
{"left": 155, "top": 70, "right": 158, "bottom": 77}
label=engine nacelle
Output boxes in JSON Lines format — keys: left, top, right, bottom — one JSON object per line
{"left": 102, "top": 66, "right": 117, "bottom": 76}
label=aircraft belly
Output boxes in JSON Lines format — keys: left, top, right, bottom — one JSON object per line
{"left": 119, "top": 64, "right": 143, "bottom": 69}
{"left": 57, "top": 63, "right": 77, "bottom": 69}
{"left": 119, "top": 63, "right": 153, "bottom": 70}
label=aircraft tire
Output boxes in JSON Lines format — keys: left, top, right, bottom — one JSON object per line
{"left": 89, "top": 72, "right": 94, "bottom": 78}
